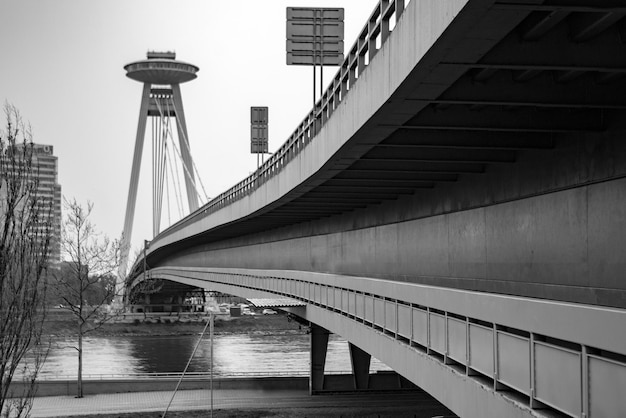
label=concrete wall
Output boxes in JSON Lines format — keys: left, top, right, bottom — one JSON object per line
{"left": 158, "top": 130, "right": 626, "bottom": 308}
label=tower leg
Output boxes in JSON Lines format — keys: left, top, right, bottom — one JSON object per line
{"left": 118, "top": 83, "right": 151, "bottom": 282}
{"left": 349, "top": 342, "right": 371, "bottom": 389}
{"left": 310, "top": 324, "right": 330, "bottom": 394}
{"left": 171, "top": 84, "right": 199, "bottom": 212}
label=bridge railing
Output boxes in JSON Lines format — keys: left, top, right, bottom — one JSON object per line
{"left": 150, "top": 267, "right": 626, "bottom": 418}
{"left": 156, "top": 0, "right": 408, "bottom": 241}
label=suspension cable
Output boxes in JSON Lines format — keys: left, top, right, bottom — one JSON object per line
{"left": 154, "top": 96, "right": 185, "bottom": 219}
{"left": 169, "top": 98, "right": 210, "bottom": 204}
{"left": 167, "top": 135, "right": 184, "bottom": 218}
{"left": 164, "top": 160, "right": 172, "bottom": 226}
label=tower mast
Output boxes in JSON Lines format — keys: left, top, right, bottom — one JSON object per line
{"left": 119, "top": 51, "right": 200, "bottom": 283}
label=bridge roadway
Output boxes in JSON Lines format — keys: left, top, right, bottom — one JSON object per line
{"left": 128, "top": 1, "right": 626, "bottom": 417}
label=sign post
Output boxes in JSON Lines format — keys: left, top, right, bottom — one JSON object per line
{"left": 287, "top": 7, "right": 344, "bottom": 105}
{"left": 250, "top": 106, "right": 269, "bottom": 169}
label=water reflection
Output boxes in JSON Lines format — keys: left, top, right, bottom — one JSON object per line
{"left": 28, "top": 332, "right": 391, "bottom": 379}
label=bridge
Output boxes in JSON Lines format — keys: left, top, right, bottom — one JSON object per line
{"left": 126, "top": 1, "right": 626, "bottom": 417}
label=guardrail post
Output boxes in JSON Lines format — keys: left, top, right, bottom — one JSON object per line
{"left": 530, "top": 332, "right": 541, "bottom": 409}
{"left": 396, "top": 0, "right": 405, "bottom": 20}
{"left": 494, "top": 324, "right": 506, "bottom": 391}
{"left": 368, "top": 17, "right": 378, "bottom": 61}
{"left": 582, "top": 345, "right": 589, "bottom": 418}
{"left": 426, "top": 307, "right": 431, "bottom": 355}
{"left": 465, "top": 318, "right": 470, "bottom": 373}
{"left": 381, "top": 0, "right": 391, "bottom": 43}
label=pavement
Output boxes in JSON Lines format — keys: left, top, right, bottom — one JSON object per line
{"left": 28, "top": 388, "right": 299, "bottom": 417}
{"left": 26, "top": 388, "right": 453, "bottom": 417}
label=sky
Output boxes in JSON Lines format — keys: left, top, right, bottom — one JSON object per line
{"left": 0, "top": 0, "right": 379, "bottom": 260}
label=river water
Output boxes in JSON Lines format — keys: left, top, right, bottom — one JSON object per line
{"left": 32, "top": 332, "right": 391, "bottom": 379}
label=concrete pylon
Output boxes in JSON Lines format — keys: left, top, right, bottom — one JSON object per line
{"left": 310, "top": 324, "right": 330, "bottom": 394}
{"left": 118, "top": 51, "right": 200, "bottom": 283}
{"left": 349, "top": 342, "right": 371, "bottom": 390}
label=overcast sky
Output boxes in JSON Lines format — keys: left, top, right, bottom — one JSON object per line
{"left": 0, "top": 0, "right": 378, "bottom": 260}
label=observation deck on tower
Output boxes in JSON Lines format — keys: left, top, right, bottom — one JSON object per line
{"left": 124, "top": 51, "right": 198, "bottom": 85}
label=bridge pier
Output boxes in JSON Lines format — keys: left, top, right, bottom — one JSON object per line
{"left": 309, "top": 323, "right": 330, "bottom": 394}
{"left": 349, "top": 343, "right": 371, "bottom": 390}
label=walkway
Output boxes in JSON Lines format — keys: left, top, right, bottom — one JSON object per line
{"left": 28, "top": 388, "right": 453, "bottom": 417}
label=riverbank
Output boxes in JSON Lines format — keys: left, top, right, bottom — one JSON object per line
{"left": 43, "top": 310, "right": 303, "bottom": 337}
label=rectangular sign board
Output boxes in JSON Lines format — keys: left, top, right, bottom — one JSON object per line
{"left": 251, "top": 106, "right": 268, "bottom": 154}
{"left": 251, "top": 106, "right": 268, "bottom": 125}
{"left": 251, "top": 141, "right": 268, "bottom": 154}
{"left": 286, "top": 7, "right": 344, "bottom": 67}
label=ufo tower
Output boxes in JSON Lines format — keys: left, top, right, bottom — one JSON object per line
{"left": 119, "top": 51, "right": 201, "bottom": 278}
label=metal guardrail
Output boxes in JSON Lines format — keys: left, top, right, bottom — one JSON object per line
{"left": 151, "top": 0, "right": 408, "bottom": 244}
{"left": 153, "top": 268, "right": 626, "bottom": 418}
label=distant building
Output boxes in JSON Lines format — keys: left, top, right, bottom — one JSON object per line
{"left": 0, "top": 143, "right": 62, "bottom": 263}
{"left": 32, "top": 144, "right": 62, "bottom": 263}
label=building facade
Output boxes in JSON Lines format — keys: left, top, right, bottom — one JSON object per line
{"left": 32, "top": 144, "right": 62, "bottom": 263}
{"left": 1, "top": 143, "right": 62, "bottom": 263}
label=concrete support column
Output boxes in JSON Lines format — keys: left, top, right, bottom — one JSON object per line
{"left": 118, "top": 82, "right": 151, "bottom": 281}
{"left": 310, "top": 324, "right": 330, "bottom": 394}
{"left": 349, "top": 342, "right": 371, "bottom": 390}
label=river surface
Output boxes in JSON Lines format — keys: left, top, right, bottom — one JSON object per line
{"left": 31, "top": 332, "right": 391, "bottom": 379}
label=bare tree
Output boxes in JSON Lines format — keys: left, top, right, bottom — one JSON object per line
{"left": 53, "top": 198, "right": 120, "bottom": 398}
{"left": 0, "top": 103, "right": 52, "bottom": 417}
